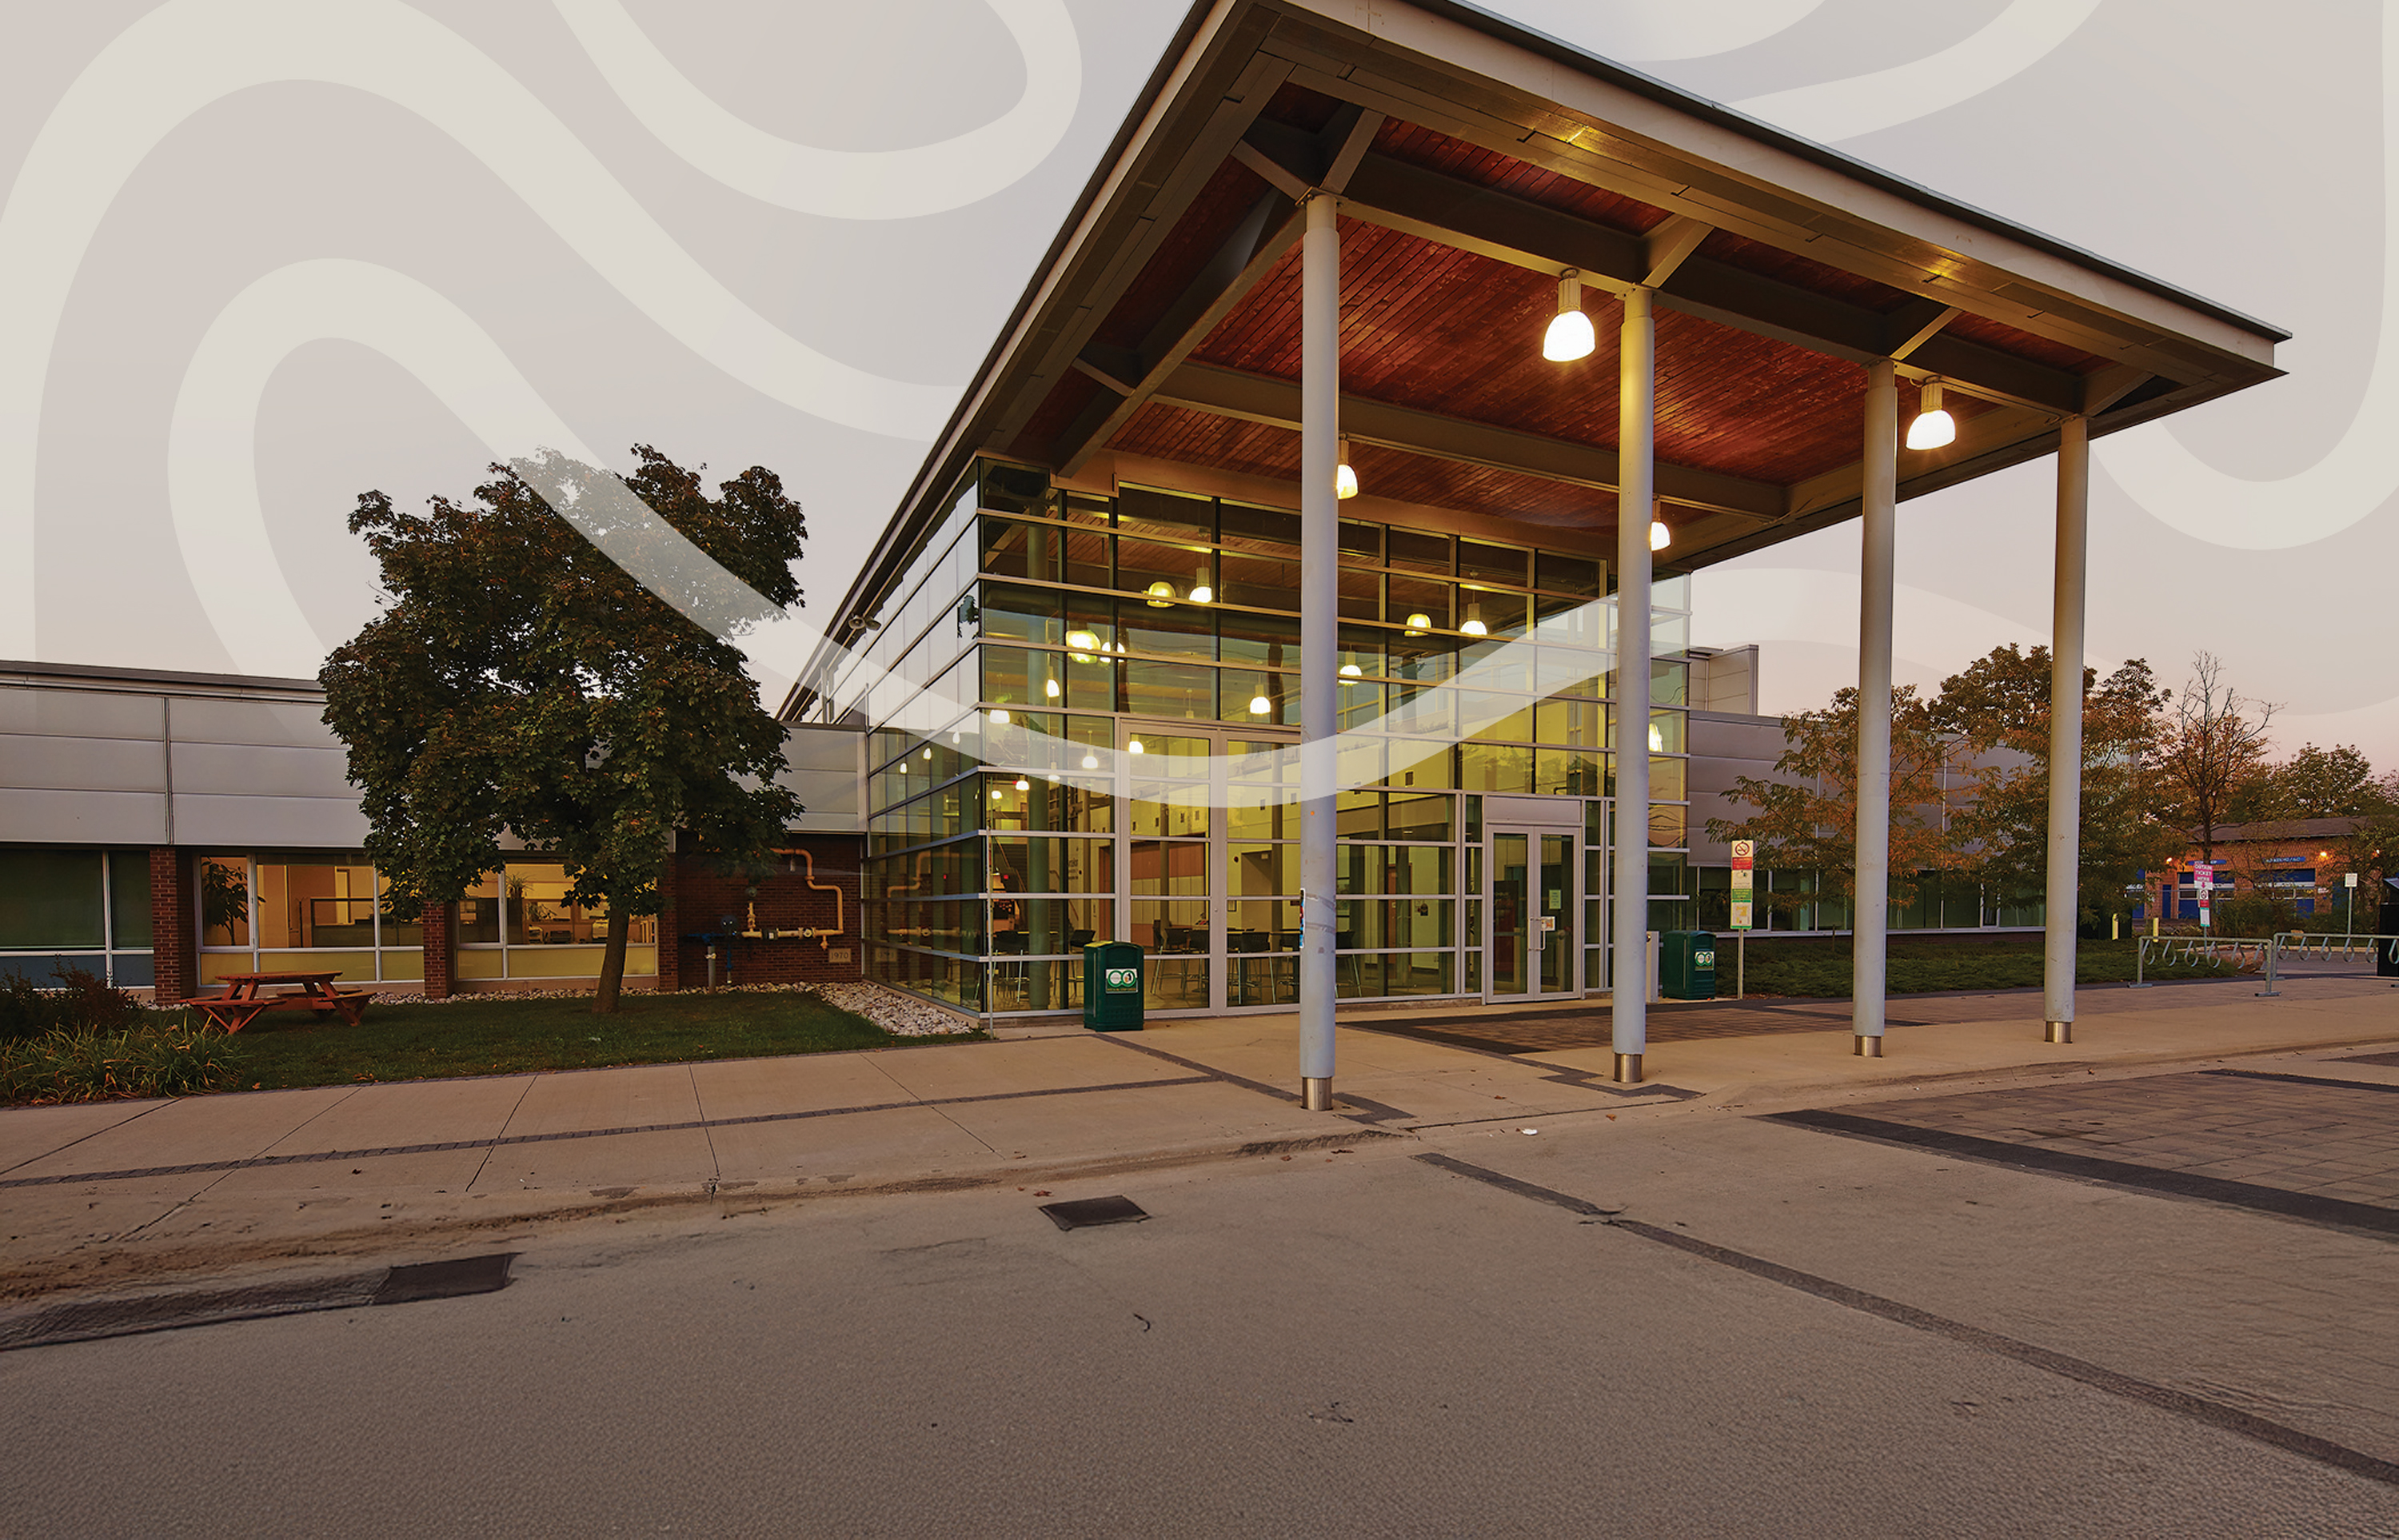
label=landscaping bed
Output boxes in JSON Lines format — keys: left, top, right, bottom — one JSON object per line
{"left": 1, "top": 982, "right": 984, "bottom": 1105}
{"left": 1725, "top": 936, "right": 2234, "bottom": 999}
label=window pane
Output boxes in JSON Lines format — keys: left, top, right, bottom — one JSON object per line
{"left": 979, "top": 582, "right": 1063, "bottom": 643}
{"left": 1228, "top": 844, "right": 1296, "bottom": 896}
{"left": 108, "top": 849, "right": 153, "bottom": 949}
{"left": 1120, "top": 659, "right": 1215, "bottom": 720}
{"left": 986, "top": 836, "right": 1112, "bottom": 895}
{"left": 1537, "top": 551, "right": 1603, "bottom": 595}
{"left": 1118, "top": 537, "right": 1209, "bottom": 608}
{"left": 1459, "top": 541, "right": 1527, "bottom": 587}
{"left": 1117, "top": 486, "right": 1214, "bottom": 541}
{"left": 199, "top": 856, "right": 251, "bottom": 948}
{"left": 0, "top": 848, "right": 102, "bottom": 949}
{"left": 1219, "top": 550, "right": 1299, "bottom": 612}
{"left": 1219, "top": 500, "right": 1299, "bottom": 554}
{"left": 979, "top": 516, "right": 1058, "bottom": 581}
{"left": 255, "top": 864, "right": 379, "bottom": 948}
{"left": 1387, "top": 528, "right": 1450, "bottom": 574}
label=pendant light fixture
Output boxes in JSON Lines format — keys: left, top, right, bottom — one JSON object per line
{"left": 1013, "top": 776, "right": 1030, "bottom": 791}
{"left": 1459, "top": 600, "right": 1487, "bottom": 636}
{"left": 988, "top": 708, "right": 1010, "bottom": 724}
{"left": 1065, "top": 628, "right": 1100, "bottom": 656}
{"left": 1339, "top": 652, "right": 1363, "bottom": 677}
{"left": 1403, "top": 611, "right": 1432, "bottom": 636}
{"left": 1906, "top": 377, "right": 1956, "bottom": 450}
{"left": 1044, "top": 677, "right": 1060, "bottom": 698}
{"left": 1188, "top": 563, "right": 1212, "bottom": 604}
{"left": 1248, "top": 692, "right": 1273, "bottom": 716}
{"left": 1080, "top": 752, "right": 1099, "bottom": 769}
{"left": 1128, "top": 738, "right": 1144, "bottom": 755}
{"left": 1335, "top": 439, "right": 1359, "bottom": 501}
{"left": 1649, "top": 519, "right": 1671, "bottom": 552}
{"left": 1144, "top": 579, "right": 1176, "bottom": 608}
{"left": 1543, "top": 269, "right": 1595, "bottom": 361}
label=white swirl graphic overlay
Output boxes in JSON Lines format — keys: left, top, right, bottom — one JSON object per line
{"left": 2094, "top": 0, "right": 2399, "bottom": 551}
{"left": 1730, "top": 0, "right": 2102, "bottom": 143}
{"left": 170, "top": 259, "right": 821, "bottom": 693}
{"left": 0, "top": 0, "right": 964, "bottom": 654}
{"left": 554, "top": 0, "right": 1080, "bottom": 217}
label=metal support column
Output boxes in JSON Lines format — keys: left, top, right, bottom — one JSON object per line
{"left": 1298, "top": 192, "right": 1339, "bottom": 1111}
{"left": 1852, "top": 361, "right": 1897, "bottom": 1058}
{"left": 1611, "top": 288, "right": 1655, "bottom": 1084}
{"left": 2044, "top": 415, "right": 2090, "bottom": 1044}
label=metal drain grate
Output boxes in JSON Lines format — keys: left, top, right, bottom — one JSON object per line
{"left": 1039, "top": 1195, "right": 1150, "bottom": 1231}
{"left": 371, "top": 1252, "right": 518, "bottom": 1306}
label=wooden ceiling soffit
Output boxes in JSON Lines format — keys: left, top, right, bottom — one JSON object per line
{"left": 1253, "top": 29, "right": 2257, "bottom": 388}
{"left": 986, "top": 43, "right": 1295, "bottom": 449}
{"left": 1149, "top": 361, "right": 1785, "bottom": 521}
{"left": 1241, "top": 120, "right": 2095, "bottom": 417}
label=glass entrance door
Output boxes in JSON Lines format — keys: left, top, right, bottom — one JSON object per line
{"left": 1486, "top": 828, "right": 1577, "bottom": 999}
{"left": 1119, "top": 723, "right": 1300, "bottom": 1013}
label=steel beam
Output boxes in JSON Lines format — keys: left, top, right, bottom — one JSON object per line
{"left": 1298, "top": 193, "right": 1339, "bottom": 1112}
{"left": 1852, "top": 361, "right": 1897, "bottom": 1056}
{"left": 1151, "top": 361, "right": 1783, "bottom": 521}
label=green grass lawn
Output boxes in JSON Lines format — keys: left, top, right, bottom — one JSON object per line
{"left": 1725, "top": 936, "right": 2236, "bottom": 999}
{"left": 196, "top": 990, "right": 985, "bottom": 1093}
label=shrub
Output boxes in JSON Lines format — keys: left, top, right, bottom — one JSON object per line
{"left": 0, "top": 964, "right": 150, "bottom": 1043}
{"left": 0, "top": 1021, "right": 246, "bottom": 1105}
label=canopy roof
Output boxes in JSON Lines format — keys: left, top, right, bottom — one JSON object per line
{"left": 800, "top": 0, "right": 2283, "bottom": 708}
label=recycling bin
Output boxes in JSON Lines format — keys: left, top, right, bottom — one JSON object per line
{"left": 1082, "top": 941, "right": 1146, "bottom": 1031}
{"left": 1659, "top": 930, "right": 1718, "bottom": 1000}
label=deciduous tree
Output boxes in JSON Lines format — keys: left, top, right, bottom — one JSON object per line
{"left": 1704, "top": 684, "right": 1962, "bottom": 930}
{"left": 321, "top": 446, "right": 805, "bottom": 1013}
{"left": 2157, "top": 652, "right": 2277, "bottom": 864}
{"left": 1930, "top": 645, "right": 2177, "bottom": 926}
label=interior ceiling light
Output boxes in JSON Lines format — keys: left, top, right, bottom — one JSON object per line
{"left": 991, "top": 788, "right": 1004, "bottom": 801}
{"left": 1906, "top": 378, "right": 1957, "bottom": 450}
{"left": 1249, "top": 692, "right": 1273, "bottom": 716}
{"left": 1649, "top": 519, "right": 1671, "bottom": 552}
{"left": 1044, "top": 677, "right": 1061, "bottom": 698}
{"left": 1648, "top": 723, "right": 1665, "bottom": 752}
{"left": 1335, "top": 439, "right": 1359, "bottom": 501}
{"left": 1128, "top": 738, "right": 1145, "bottom": 754}
{"left": 1460, "top": 600, "right": 1487, "bottom": 637}
{"left": 1014, "top": 776, "right": 1030, "bottom": 791}
{"left": 921, "top": 747, "right": 932, "bottom": 760}
{"left": 989, "top": 708, "right": 1010, "bottom": 724}
{"left": 1065, "top": 628, "right": 1100, "bottom": 654}
{"left": 1189, "top": 564, "right": 1213, "bottom": 604}
{"left": 1145, "top": 579, "right": 1176, "bottom": 608}
{"left": 1543, "top": 269, "right": 1595, "bottom": 362}
{"left": 1081, "top": 752, "right": 1099, "bottom": 769}
{"left": 1404, "top": 611, "right": 1432, "bottom": 636}
{"left": 1339, "top": 652, "right": 1363, "bottom": 677}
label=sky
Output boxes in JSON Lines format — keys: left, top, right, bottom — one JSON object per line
{"left": 2, "top": 1, "right": 2388, "bottom": 764}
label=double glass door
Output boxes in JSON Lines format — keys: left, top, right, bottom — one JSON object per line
{"left": 1486, "top": 828, "right": 1581, "bottom": 999}
{"left": 1120, "top": 720, "right": 1299, "bottom": 1012}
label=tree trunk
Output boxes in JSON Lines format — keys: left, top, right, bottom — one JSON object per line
{"left": 594, "top": 904, "right": 631, "bottom": 1015}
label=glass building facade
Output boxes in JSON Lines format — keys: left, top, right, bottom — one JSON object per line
{"left": 0, "top": 847, "right": 155, "bottom": 987}
{"left": 818, "top": 461, "right": 1695, "bottom": 1019}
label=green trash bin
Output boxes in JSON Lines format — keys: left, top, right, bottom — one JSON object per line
{"left": 1660, "top": 931, "right": 1718, "bottom": 1000}
{"left": 1082, "top": 941, "right": 1145, "bottom": 1031}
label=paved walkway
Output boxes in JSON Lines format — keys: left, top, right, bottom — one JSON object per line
{"left": 2, "top": 971, "right": 2393, "bottom": 1299}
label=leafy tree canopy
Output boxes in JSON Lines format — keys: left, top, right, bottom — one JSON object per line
{"left": 320, "top": 446, "right": 806, "bottom": 1011}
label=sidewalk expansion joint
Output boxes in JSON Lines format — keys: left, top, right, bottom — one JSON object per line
{"left": 1765, "top": 1108, "right": 2399, "bottom": 1242}
{"left": 0, "top": 1075, "right": 1213, "bottom": 1191}
{"left": 1404, "top": 1153, "right": 2399, "bottom": 1493}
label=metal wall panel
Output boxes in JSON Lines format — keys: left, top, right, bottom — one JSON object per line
{"left": 169, "top": 697, "right": 341, "bottom": 750}
{"left": 174, "top": 792, "right": 369, "bottom": 848}
{"left": 170, "top": 741, "right": 353, "bottom": 800}
{"left": 0, "top": 734, "right": 167, "bottom": 793}
{"left": 0, "top": 786, "right": 169, "bottom": 844}
{"left": 0, "top": 689, "right": 164, "bottom": 740}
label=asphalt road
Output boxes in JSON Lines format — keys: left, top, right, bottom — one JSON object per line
{"left": 6, "top": 1063, "right": 2398, "bottom": 1538}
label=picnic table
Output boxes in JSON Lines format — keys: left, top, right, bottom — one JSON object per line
{"left": 178, "top": 971, "right": 371, "bottom": 1032}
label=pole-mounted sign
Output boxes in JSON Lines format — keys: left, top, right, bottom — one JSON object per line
{"left": 1730, "top": 840, "right": 1754, "bottom": 932}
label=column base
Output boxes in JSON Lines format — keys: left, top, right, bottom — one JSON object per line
{"left": 2044, "top": 1019, "right": 2073, "bottom": 1044}
{"left": 1611, "top": 1052, "right": 1643, "bottom": 1084}
{"left": 1853, "top": 1035, "right": 1883, "bottom": 1058}
{"left": 1301, "top": 1076, "right": 1333, "bottom": 1111}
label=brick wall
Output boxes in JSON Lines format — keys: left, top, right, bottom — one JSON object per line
{"left": 149, "top": 847, "right": 195, "bottom": 1001}
{"left": 665, "top": 834, "right": 864, "bottom": 989}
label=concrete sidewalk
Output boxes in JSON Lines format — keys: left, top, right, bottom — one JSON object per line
{"left": 2, "top": 973, "right": 2393, "bottom": 1301}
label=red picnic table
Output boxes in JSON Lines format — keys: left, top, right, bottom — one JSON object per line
{"left": 178, "top": 971, "right": 371, "bottom": 1032}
